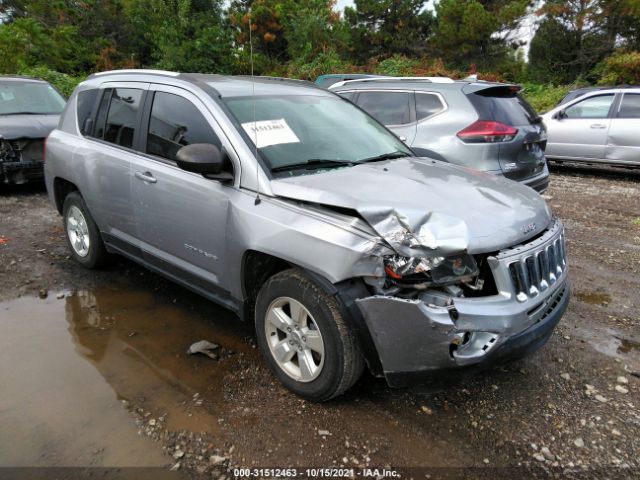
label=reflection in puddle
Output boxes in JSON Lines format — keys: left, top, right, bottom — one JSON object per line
{"left": 617, "top": 336, "right": 640, "bottom": 354}
{"left": 574, "top": 291, "right": 611, "bottom": 305}
{"left": 0, "top": 287, "right": 252, "bottom": 467}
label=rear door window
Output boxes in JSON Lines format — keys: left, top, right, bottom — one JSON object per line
{"left": 618, "top": 93, "right": 640, "bottom": 118}
{"left": 146, "top": 91, "right": 221, "bottom": 162}
{"left": 467, "top": 90, "right": 538, "bottom": 126}
{"left": 415, "top": 92, "right": 445, "bottom": 121}
{"left": 102, "top": 88, "right": 143, "bottom": 148}
{"left": 356, "top": 91, "right": 412, "bottom": 125}
{"left": 564, "top": 94, "right": 615, "bottom": 119}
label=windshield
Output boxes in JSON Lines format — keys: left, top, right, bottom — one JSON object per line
{"left": 0, "top": 81, "right": 66, "bottom": 115}
{"left": 223, "top": 95, "right": 412, "bottom": 173}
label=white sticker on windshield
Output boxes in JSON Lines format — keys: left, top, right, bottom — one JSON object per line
{"left": 1, "top": 91, "right": 15, "bottom": 101}
{"left": 241, "top": 118, "right": 300, "bottom": 148}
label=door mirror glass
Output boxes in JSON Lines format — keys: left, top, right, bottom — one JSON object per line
{"left": 553, "top": 109, "right": 566, "bottom": 120}
{"left": 176, "top": 143, "right": 228, "bottom": 176}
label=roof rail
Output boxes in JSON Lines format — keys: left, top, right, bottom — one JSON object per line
{"left": 329, "top": 76, "right": 455, "bottom": 89}
{"left": 91, "top": 69, "right": 180, "bottom": 77}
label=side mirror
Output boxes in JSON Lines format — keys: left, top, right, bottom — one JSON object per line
{"left": 176, "top": 143, "right": 233, "bottom": 181}
{"left": 552, "top": 110, "right": 567, "bottom": 120}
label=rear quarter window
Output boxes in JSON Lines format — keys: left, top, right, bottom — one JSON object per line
{"left": 415, "top": 92, "right": 445, "bottom": 121}
{"left": 467, "top": 90, "right": 538, "bottom": 126}
{"left": 618, "top": 93, "right": 640, "bottom": 118}
{"left": 76, "top": 89, "right": 99, "bottom": 135}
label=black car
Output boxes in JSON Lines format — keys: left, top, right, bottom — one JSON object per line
{"left": 0, "top": 76, "right": 66, "bottom": 185}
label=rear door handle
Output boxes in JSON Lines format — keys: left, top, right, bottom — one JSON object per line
{"left": 590, "top": 124, "right": 607, "bottom": 129}
{"left": 134, "top": 171, "right": 157, "bottom": 183}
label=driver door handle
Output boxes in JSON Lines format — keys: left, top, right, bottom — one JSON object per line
{"left": 590, "top": 124, "right": 607, "bottom": 129}
{"left": 134, "top": 171, "right": 157, "bottom": 183}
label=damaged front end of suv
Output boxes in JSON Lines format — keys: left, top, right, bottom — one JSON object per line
{"left": 356, "top": 212, "right": 568, "bottom": 386}
{"left": 270, "top": 157, "right": 569, "bottom": 387}
{"left": 0, "top": 136, "right": 48, "bottom": 185}
{"left": 0, "top": 77, "right": 65, "bottom": 185}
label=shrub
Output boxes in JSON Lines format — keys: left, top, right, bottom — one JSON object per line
{"left": 17, "top": 66, "right": 86, "bottom": 98}
{"left": 287, "top": 48, "right": 353, "bottom": 80}
{"left": 374, "top": 55, "right": 421, "bottom": 76}
{"left": 595, "top": 51, "right": 640, "bottom": 85}
{"left": 520, "top": 83, "right": 575, "bottom": 113}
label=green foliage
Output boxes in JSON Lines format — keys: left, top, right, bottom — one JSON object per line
{"left": 431, "top": 0, "right": 531, "bottom": 71}
{"left": 282, "top": 0, "right": 350, "bottom": 64}
{"left": 287, "top": 48, "right": 350, "bottom": 80}
{"left": 0, "top": 17, "right": 87, "bottom": 74}
{"left": 374, "top": 55, "right": 421, "bottom": 76}
{"left": 595, "top": 50, "right": 640, "bottom": 85}
{"left": 531, "top": 0, "right": 640, "bottom": 84}
{"left": 15, "top": 66, "right": 84, "bottom": 97}
{"left": 528, "top": 18, "right": 580, "bottom": 84}
{"left": 0, "top": 0, "right": 637, "bottom": 99}
{"left": 345, "top": 0, "right": 434, "bottom": 61}
{"left": 519, "top": 83, "right": 574, "bottom": 113}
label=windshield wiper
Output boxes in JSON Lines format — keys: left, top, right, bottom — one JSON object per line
{"left": 272, "top": 159, "right": 355, "bottom": 173}
{"left": 357, "top": 150, "right": 411, "bottom": 163}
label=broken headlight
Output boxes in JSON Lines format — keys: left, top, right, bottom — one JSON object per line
{"left": 384, "top": 254, "right": 479, "bottom": 287}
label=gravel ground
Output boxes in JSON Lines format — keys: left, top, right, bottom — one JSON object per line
{"left": 0, "top": 165, "right": 638, "bottom": 479}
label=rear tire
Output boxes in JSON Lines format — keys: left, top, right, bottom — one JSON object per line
{"left": 255, "top": 269, "right": 364, "bottom": 402}
{"left": 62, "top": 192, "right": 108, "bottom": 269}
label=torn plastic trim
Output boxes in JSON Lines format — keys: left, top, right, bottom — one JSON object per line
{"left": 355, "top": 276, "right": 568, "bottom": 375}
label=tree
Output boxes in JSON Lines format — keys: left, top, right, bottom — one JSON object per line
{"left": 344, "top": 0, "right": 434, "bottom": 61}
{"left": 227, "top": 0, "right": 289, "bottom": 62}
{"left": 127, "top": 0, "right": 233, "bottom": 73}
{"left": 0, "top": 15, "right": 87, "bottom": 74}
{"left": 227, "top": 0, "right": 349, "bottom": 75}
{"left": 430, "top": 0, "right": 531, "bottom": 70}
{"left": 532, "top": 0, "right": 640, "bottom": 83}
{"left": 528, "top": 17, "right": 580, "bottom": 83}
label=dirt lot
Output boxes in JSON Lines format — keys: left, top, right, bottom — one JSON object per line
{"left": 1, "top": 165, "right": 639, "bottom": 479}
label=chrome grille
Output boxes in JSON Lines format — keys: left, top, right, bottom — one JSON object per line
{"left": 508, "top": 231, "right": 567, "bottom": 302}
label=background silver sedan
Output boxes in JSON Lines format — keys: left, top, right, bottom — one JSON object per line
{"left": 543, "top": 87, "right": 640, "bottom": 167}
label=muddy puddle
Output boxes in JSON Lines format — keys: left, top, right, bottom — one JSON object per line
{"left": 0, "top": 286, "right": 253, "bottom": 467}
{"left": 574, "top": 290, "right": 612, "bottom": 305}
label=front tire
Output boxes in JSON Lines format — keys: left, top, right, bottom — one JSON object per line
{"left": 62, "top": 192, "right": 108, "bottom": 269}
{"left": 255, "top": 269, "right": 364, "bottom": 401}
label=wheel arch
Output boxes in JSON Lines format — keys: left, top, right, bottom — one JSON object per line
{"left": 240, "top": 249, "right": 384, "bottom": 376}
{"left": 53, "top": 177, "right": 80, "bottom": 214}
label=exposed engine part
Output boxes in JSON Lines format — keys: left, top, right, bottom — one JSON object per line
{"left": 0, "top": 137, "right": 45, "bottom": 185}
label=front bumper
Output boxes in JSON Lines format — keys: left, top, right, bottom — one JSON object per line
{"left": 356, "top": 218, "right": 569, "bottom": 386}
{"left": 1, "top": 159, "right": 44, "bottom": 185}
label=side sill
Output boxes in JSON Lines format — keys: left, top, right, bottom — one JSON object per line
{"left": 102, "top": 232, "right": 241, "bottom": 316}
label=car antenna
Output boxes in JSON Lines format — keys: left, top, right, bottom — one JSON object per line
{"left": 249, "top": 10, "right": 261, "bottom": 206}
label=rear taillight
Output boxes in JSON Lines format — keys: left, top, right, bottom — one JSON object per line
{"left": 457, "top": 120, "right": 518, "bottom": 143}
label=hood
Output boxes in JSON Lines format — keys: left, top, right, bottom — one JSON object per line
{"left": 0, "top": 114, "right": 60, "bottom": 140}
{"left": 270, "top": 158, "right": 551, "bottom": 256}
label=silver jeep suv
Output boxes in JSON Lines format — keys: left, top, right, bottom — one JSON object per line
{"left": 45, "top": 70, "right": 569, "bottom": 401}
